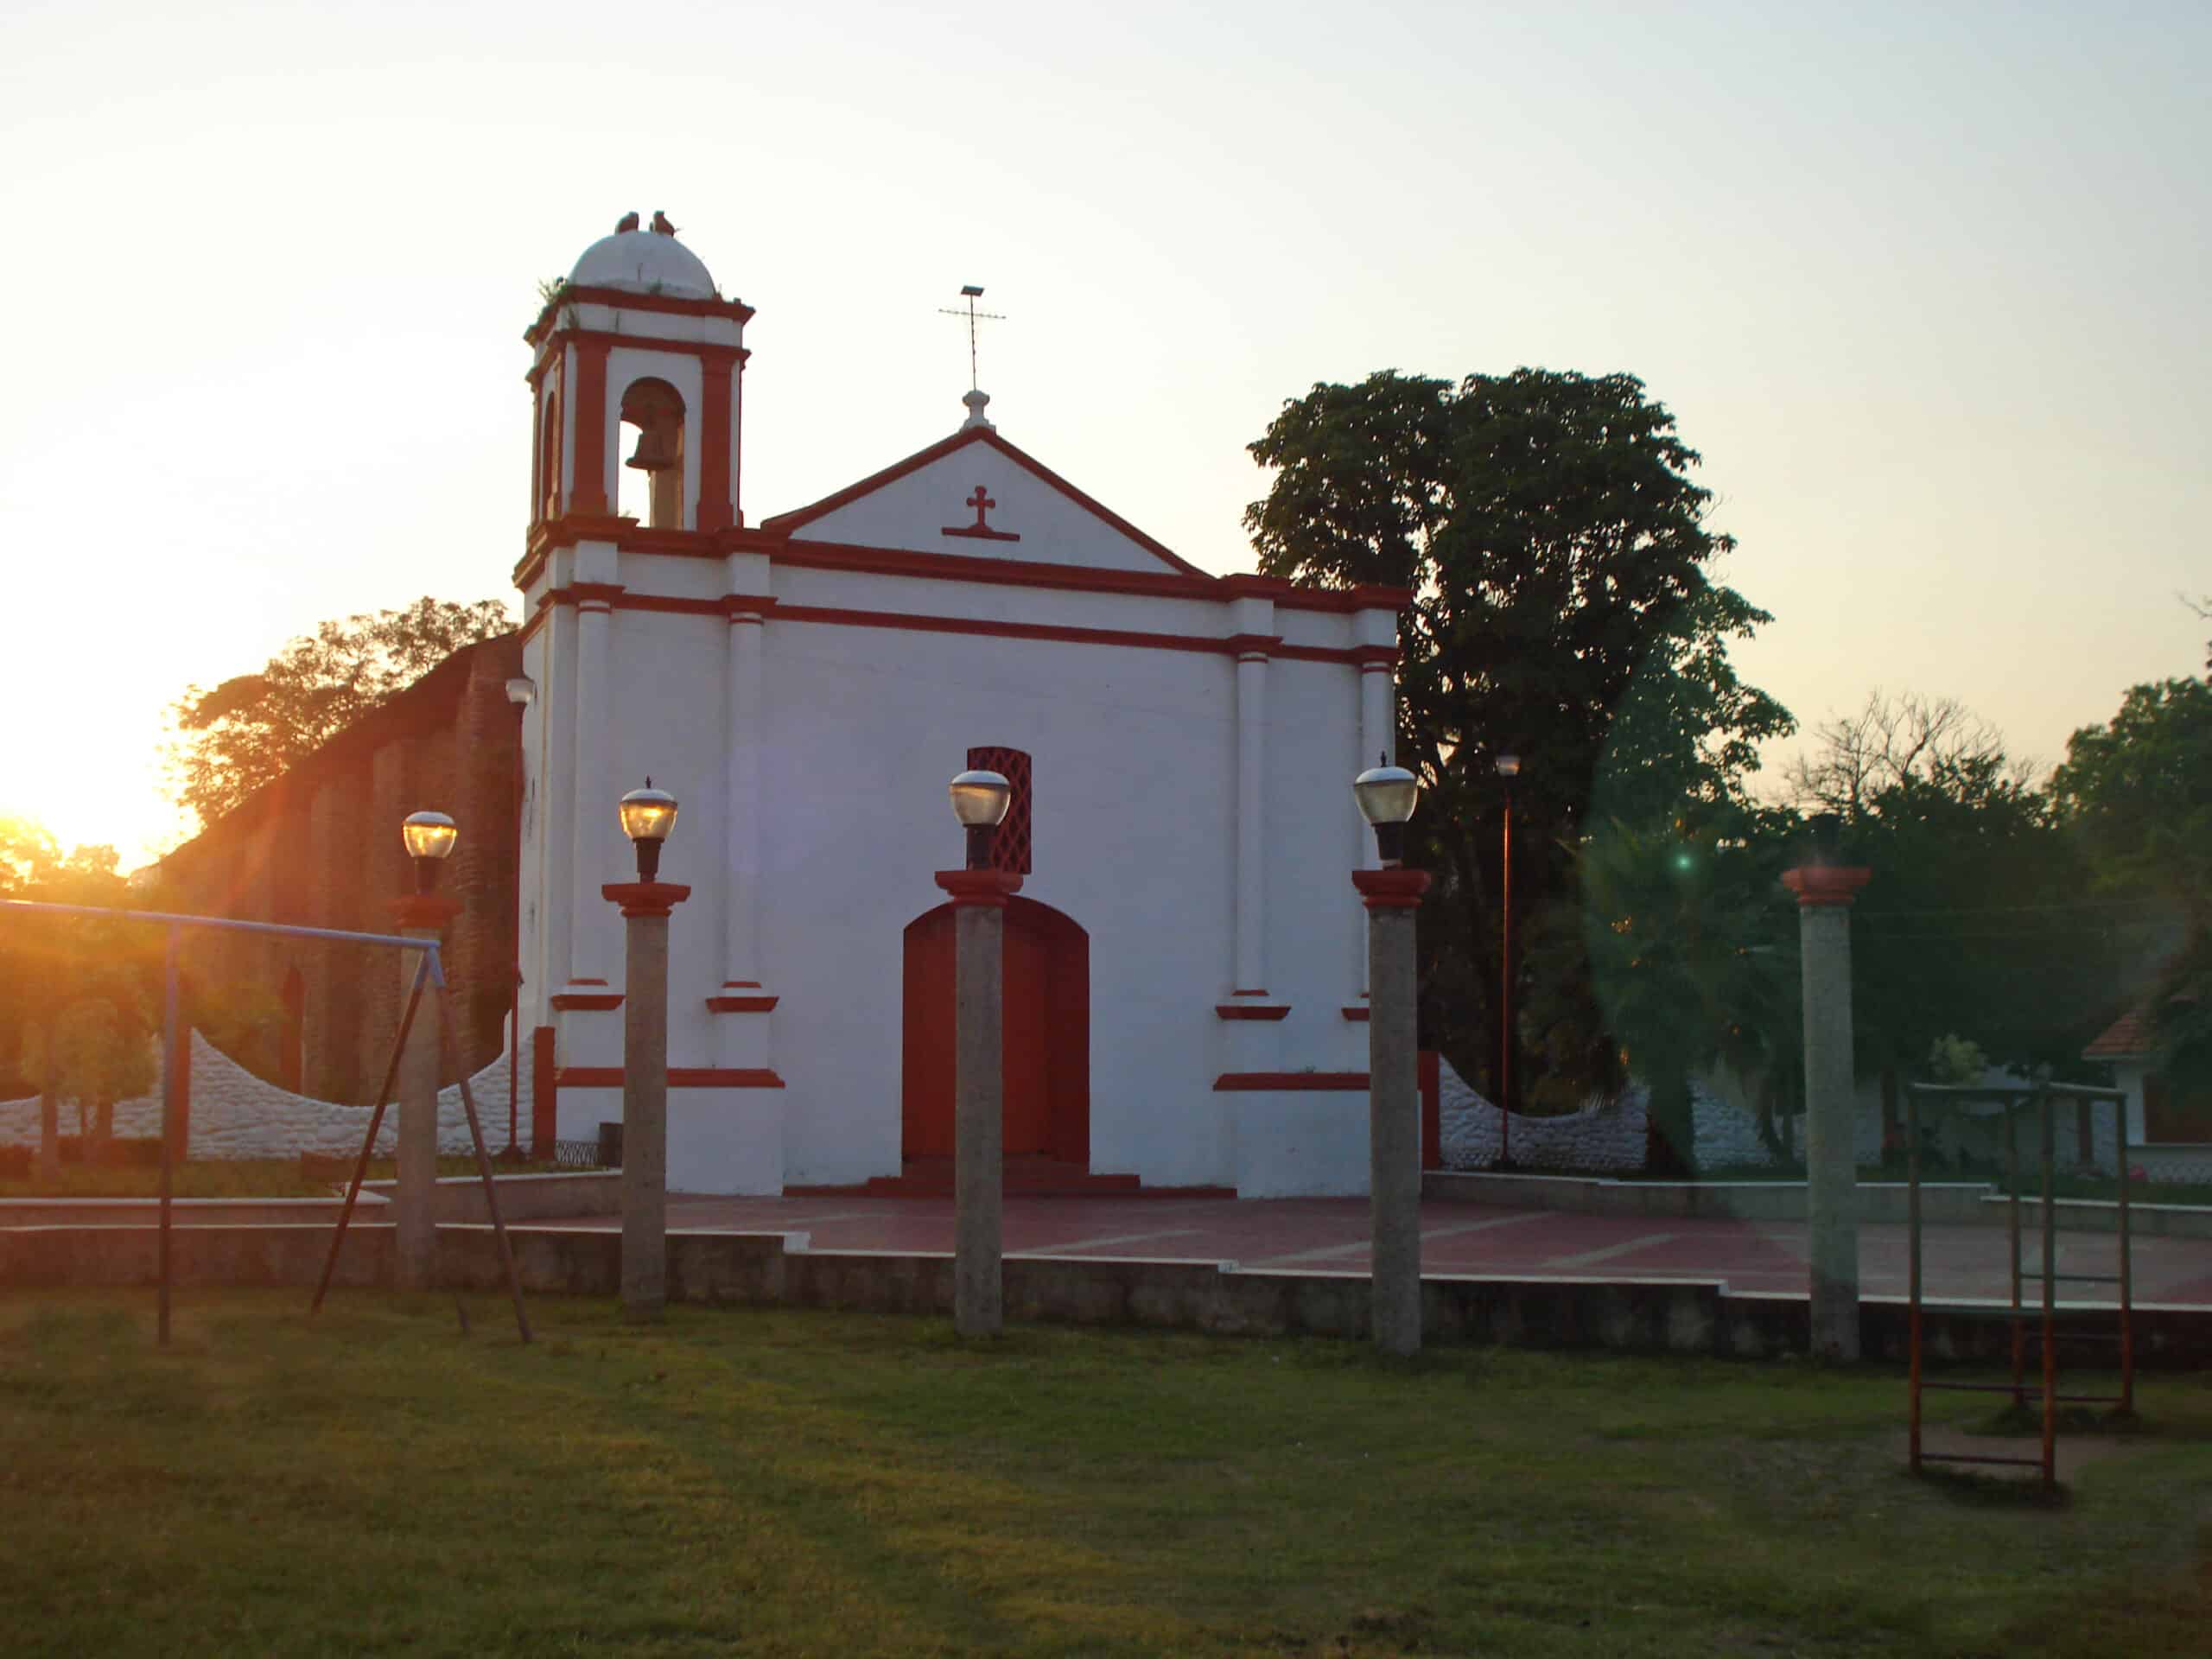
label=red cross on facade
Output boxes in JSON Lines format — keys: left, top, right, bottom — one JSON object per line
{"left": 940, "top": 481, "right": 1021, "bottom": 543}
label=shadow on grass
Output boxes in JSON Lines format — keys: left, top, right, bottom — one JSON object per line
{"left": 1910, "top": 1464, "right": 2073, "bottom": 1510}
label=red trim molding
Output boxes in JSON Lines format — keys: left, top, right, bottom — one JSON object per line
{"left": 933, "top": 868, "right": 1025, "bottom": 908}
{"left": 550, "top": 990, "right": 624, "bottom": 1011}
{"left": 390, "top": 893, "right": 461, "bottom": 931}
{"left": 527, "top": 284, "right": 755, "bottom": 346}
{"left": 1781, "top": 866, "right": 1872, "bottom": 908}
{"left": 706, "top": 994, "right": 779, "bottom": 1013}
{"left": 601, "top": 880, "right": 693, "bottom": 918}
{"left": 698, "top": 358, "right": 735, "bottom": 533}
{"left": 1213, "top": 1072, "right": 1370, "bottom": 1091}
{"left": 1351, "top": 868, "right": 1433, "bottom": 910}
{"left": 555, "top": 1067, "right": 786, "bottom": 1089}
{"left": 522, "top": 584, "right": 1395, "bottom": 667}
{"left": 1216, "top": 1003, "right": 1291, "bottom": 1021}
{"left": 1341, "top": 1006, "right": 1370, "bottom": 1021}
{"left": 571, "top": 340, "right": 611, "bottom": 516}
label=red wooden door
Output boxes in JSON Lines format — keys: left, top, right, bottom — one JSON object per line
{"left": 901, "top": 898, "right": 1088, "bottom": 1165}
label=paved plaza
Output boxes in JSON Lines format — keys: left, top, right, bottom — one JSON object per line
{"left": 556, "top": 1193, "right": 2212, "bottom": 1307}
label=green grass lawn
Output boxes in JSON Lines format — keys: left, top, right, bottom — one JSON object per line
{"left": 0, "top": 1156, "right": 561, "bottom": 1200}
{"left": 3, "top": 1294, "right": 2209, "bottom": 1657}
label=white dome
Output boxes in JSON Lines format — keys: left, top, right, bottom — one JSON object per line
{"left": 568, "top": 229, "right": 715, "bottom": 299}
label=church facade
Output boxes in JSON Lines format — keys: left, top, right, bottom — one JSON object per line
{"left": 518, "top": 222, "right": 1408, "bottom": 1196}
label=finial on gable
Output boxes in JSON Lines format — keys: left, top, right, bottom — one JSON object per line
{"left": 961, "top": 388, "right": 995, "bottom": 431}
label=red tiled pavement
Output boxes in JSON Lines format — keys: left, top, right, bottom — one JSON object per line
{"left": 547, "top": 1193, "right": 2212, "bottom": 1307}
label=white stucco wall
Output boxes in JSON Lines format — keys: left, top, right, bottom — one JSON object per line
{"left": 518, "top": 427, "right": 1390, "bottom": 1197}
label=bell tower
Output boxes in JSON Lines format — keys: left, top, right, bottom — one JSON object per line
{"left": 518, "top": 213, "right": 759, "bottom": 1042}
{"left": 524, "top": 213, "right": 753, "bottom": 534}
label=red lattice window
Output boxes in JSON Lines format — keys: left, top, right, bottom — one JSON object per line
{"left": 967, "top": 746, "right": 1033, "bottom": 874}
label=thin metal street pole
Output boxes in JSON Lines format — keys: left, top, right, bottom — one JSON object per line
{"left": 1498, "top": 785, "right": 1514, "bottom": 1168}
{"left": 158, "top": 925, "right": 179, "bottom": 1347}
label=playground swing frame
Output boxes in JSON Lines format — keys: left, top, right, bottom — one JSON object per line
{"left": 0, "top": 899, "right": 531, "bottom": 1344}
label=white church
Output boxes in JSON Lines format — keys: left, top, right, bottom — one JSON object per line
{"left": 517, "top": 219, "right": 1410, "bottom": 1197}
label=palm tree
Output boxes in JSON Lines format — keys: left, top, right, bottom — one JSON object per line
{"left": 1568, "top": 818, "right": 1798, "bottom": 1176}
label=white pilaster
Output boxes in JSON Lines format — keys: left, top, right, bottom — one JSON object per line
{"left": 1230, "top": 598, "right": 1276, "bottom": 999}
{"left": 564, "top": 548, "right": 623, "bottom": 990}
{"left": 537, "top": 562, "right": 579, "bottom": 1007}
{"left": 723, "top": 607, "right": 766, "bottom": 987}
{"left": 714, "top": 552, "right": 776, "bottom": 1071}
{"left": 1354, "top": 607, "right": 1400, "bottom": 1000}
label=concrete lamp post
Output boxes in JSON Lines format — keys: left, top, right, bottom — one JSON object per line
{"left": 1351, "top": 761, "right": 1431, "bottom": 1357}
{"left": 603, "top": 779, "right": 690, "bottom": 1323}
{"left": 937, "top": 766, "right": 1020, "bottom": 1338}
{"left": 393, "top": 810, "right": 461, "bottom": 1291}
{"left": 1781, "top": 812, "right": 1871, "bottom": 1362}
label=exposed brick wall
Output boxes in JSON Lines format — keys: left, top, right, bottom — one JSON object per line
{"left": 158, "top": 636, "right": 524, "bottom": 1103}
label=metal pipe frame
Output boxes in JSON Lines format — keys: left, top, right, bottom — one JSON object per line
{"left": 1, "top": 897, "right": 531, "bottom": 1345}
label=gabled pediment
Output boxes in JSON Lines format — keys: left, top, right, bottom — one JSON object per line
{"left": 760, "top": 428, "right": 1207, "bottom": 578}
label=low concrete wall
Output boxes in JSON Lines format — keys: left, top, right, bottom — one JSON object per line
{"left": 0, "top": 1197, "right": 371, "bottom": 1229}
{"left": 0, "top": 1224, "right": 393, "bottom": 1289}
{"left": 0, "top": 1171, "right": 620, "bottom": 1231}
{"left": 10, "top": 1222, "right": 2209, "bottom": 1367}
{"left": 1424, "top": 1172, "right": 2212, "bottom": 1237}
{"left": 359, "top": 1171, "right": 622, "bottom": 1224}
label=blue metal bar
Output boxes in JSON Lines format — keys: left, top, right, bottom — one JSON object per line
{"left": 0, "top": 899, "right": 445, "bottom": 957}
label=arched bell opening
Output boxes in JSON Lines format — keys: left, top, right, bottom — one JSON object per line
{"left": 616, "top": 376, "right": 686, "bottom": 528}
{"left": 899, "top": 895, "right": 1090, "bottom": 1170}
{"left": 535, "top": 386, "right": 563, "bottom": 523}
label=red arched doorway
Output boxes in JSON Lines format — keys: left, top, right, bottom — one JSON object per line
{"left": 901, "top": 896, "right": 1090, "bottom": 1166}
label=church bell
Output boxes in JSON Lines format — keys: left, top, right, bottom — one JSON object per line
{"left": 625, "top": 426, "right": 677, "bottom": 473}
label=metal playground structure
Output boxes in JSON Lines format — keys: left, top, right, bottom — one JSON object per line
{"left": 1905, "top": 1077, "right": 2133, "bottom": 1489}
{"left": 0, "top": 899, "right": 531, "bottom": 1344}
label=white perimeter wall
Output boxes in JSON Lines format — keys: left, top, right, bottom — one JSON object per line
{"left": 0, "top": 1033, "right": 531, "bottom": 1160}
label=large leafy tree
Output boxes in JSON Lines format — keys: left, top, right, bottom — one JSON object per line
{"left": 2052, "top": 658, "right": 2212, "bottom": 1101}
{"left": 1790, "top": 692, "right": 2118, "bottom": 1143}
{"left": 0, "top": 823, "right": 156, "bottom": 1178}
{"left": 166, "top": 596, "right": 514, "bottom": 826}
{"left": 1245, "top": 368, "right": 1792, "bottom": 1095}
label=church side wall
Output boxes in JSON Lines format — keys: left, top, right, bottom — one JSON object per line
{"left": 153, "top": 637, "right": 524, "bottom": 1104}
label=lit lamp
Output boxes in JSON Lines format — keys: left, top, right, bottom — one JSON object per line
{"left": 949, "top": 768, "right": 1011, "bottom": 870}
{"left": 1352, "top": 760, "right": 1420, "bottom": 865}
{"left": 619, "top": 780, "right": 678, "bottom": 880}
{"left": 401, "top": 810, "right": 458, "bottom": 893}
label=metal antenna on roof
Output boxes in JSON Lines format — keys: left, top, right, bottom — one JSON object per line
{"left": 938, "top": 284, "right": 1006, "bottom": 393}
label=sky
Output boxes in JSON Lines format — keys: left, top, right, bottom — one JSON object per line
{"left": 1, "top": 0, "right": 2205, "bottom": 869}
